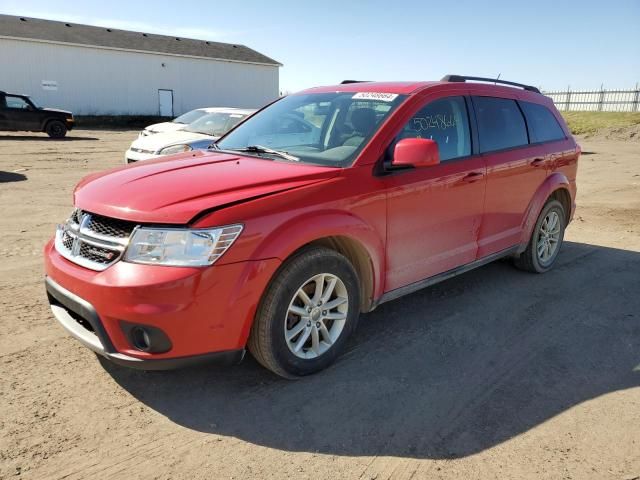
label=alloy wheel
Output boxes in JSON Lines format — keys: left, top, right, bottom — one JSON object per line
{"left": 537, "top": 210, "right": 561, "bottom": 265}
{"left": 284, "top": 273, "right": 348, "bottom": 359}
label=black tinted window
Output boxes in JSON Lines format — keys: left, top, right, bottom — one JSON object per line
{"left": 520, "top": 101, "right": 565, "bottom": 143}
{"left": 5, "top": 96, "right": 30, "bottom": 110}
{"left": 473, "top": 97, "right": 528, "bottom": 153}
{"left": 398, "top": 96, "right": 471, "bottom": 161}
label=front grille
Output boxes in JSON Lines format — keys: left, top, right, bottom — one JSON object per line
{"left": 86, "top": 213, "right": 136, "bottom": 239}
{"left": 79, "top": 242, "right": 119, "bottom": 265}
{"left": 55, "top": 209, "right": 137, "bottom": 271}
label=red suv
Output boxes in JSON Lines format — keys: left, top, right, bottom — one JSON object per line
{"left": 44, "top": 75, "right": 579, "bottom": 378}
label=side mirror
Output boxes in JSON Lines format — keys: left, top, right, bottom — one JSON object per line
{"left": 392, "top": 138, "right": 440, "bottom": 168}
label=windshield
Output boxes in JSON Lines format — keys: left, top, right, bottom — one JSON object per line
{"left": 172, "top": 109, "right": 207, "bottom": 124}
{"left": 216, "top": 92, "right": 406, "bottom": 167}
{"left": 184, "top": 112, "right": 248, "bottom": 136}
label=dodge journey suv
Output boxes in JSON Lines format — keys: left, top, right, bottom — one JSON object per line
{"left": 44, "top": 75, "right": 579, "bottom": 378}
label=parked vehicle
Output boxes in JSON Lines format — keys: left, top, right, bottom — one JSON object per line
{"left": 0, "top": 91, "right": 73, "bottom": 138}
{"left": 45, "top": 75, "right": 579, "bottom": 377}
{"left": 138, "top": 108, "right": 211, "bottom": 137}
{"left": 125, "top": 108, "right": 255, "bottom": 163}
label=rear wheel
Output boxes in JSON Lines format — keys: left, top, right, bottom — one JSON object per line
{"left": 514, "top": 199, "right": 566, "bottom": 273}
{"left": 46, "top": 120, "right": 67, "bottom": 138}
{"left": 248, "top": 247, "right": 360, "bottom": 378}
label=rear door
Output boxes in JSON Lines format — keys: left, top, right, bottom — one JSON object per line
{"left": 472, "top": 96, "right": 547, "bottom": 257}
{"left": 384, "top": 95, "right": 487, "bottom": 291}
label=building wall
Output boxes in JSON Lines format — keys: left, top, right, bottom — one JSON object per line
{"left": 0, "top": 38, "right": 279, "bottom": 115}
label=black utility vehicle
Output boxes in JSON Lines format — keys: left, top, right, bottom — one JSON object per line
{"left": 0, "top": 91, "right": 74, "bottom": 138}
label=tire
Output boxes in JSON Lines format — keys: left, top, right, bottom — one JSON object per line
{"left": 46, "top": 120, "right": 67, "bottom": 139}
{"left": 514, "top": 199, "right": 566, "bottom": 273}
{"left": 248, "top": 246, "right": 361, "bottom": 378}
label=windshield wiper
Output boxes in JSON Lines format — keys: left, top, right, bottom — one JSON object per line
{"left": 232, "top": 145, "right": 299, "bottom": 162}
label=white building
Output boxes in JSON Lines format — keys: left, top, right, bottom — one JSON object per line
{"left": 0, "top": 15, "right": 281, "bottom": 116}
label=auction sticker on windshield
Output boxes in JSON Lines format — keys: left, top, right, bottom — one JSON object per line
{"left": 352, "top": 92, "right": 399, "bottom": 102}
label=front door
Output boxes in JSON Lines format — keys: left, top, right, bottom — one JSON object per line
{"left": 2, "top": 95, "right": 41, "bottom": 130}
{"left": 385, "top": 96, "right": 487, "bottom": 292}
{"left": 158, "top": 89, "right": 174, "bottom": 117}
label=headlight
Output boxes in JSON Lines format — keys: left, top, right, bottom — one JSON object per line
{"left": 158, "top": 144, "right": 192, "bottom": 155}
{"left": 124, "top": 225, "right": 243, "bottom": 267}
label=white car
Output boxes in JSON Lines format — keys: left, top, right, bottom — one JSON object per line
{"left": 125, "top": 108, "right": 255, "bottom": 163}
{"left": 138, "top": 108, "right": 210, "bottom": 137}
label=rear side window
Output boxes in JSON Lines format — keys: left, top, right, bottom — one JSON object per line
{"left": 397, "top": 96, "right": 471, "bottom": 161}
{"left": 520, "top": 101, "right": 566, "bottom": 143}
{"left": 472, "top": 97, "right": 528, "bottom": 153}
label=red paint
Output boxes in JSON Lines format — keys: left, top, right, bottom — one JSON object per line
{"left": 45, "top": 80, "right": 579, "bottom": 364}
{"left": 392, "top": 138, "right": 440, "bottom": 168}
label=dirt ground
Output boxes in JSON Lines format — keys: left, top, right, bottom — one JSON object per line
{"left": 0, "top": 130, "right": 638, "bottom": 480}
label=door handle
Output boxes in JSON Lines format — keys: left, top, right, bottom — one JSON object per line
{"left": 530, "top": 158, "right": 545, "bottom": 167}
{"left": 460, "top": 172, "right": 484, "bottom": 183}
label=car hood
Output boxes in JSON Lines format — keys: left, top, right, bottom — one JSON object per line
{"left": 74, "top": 150, "right": 341, "bottom": 223}
{"left": 145, "top": 122, "right": 186, "bottom": 134}
{"left": 41, "top": 107, "right": 72, "bottom": 116}
{"left": 130, "top": 130, "right": 213, "bottom": 152}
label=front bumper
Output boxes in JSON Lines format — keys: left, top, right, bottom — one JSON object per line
{"left": 44, "top": 239, "right": 281, "bottom": 369}
{"left": 46, "top": 277, "right": 244, "bottom": 369}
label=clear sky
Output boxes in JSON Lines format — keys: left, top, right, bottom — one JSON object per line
{"left": 1, "top": 0, "right": 638, "bottom": 93}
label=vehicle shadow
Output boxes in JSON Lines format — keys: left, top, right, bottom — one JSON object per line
{"left": 102, "top": 241, "right": 640, "bottom": 459}
{"left": 0, "top": 135, "right": 99, "bottom": 141}
{"left": 0, "top": 171, "right": 27, "bottom": 183}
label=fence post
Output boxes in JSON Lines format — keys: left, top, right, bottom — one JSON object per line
{"left": 565, "top": 85, "right": 571, "bottom": 111}
{"left": 634, "top": 83, "right": 640, "bottom": 112}
{"left": 598, "top": 84, "right": 605, "bottom": 112}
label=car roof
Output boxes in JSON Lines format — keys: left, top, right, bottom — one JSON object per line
{"left": 299, "top": 81, "right": 440, "bottom": 95}
{"left": 199, "top": 107, "right": 256, "bottom": 115}
{"left": 0, "top": 91, "right": 29, "bottom": 97}
{"left": 296, "top": 79, "right": 547, "bottom": 103}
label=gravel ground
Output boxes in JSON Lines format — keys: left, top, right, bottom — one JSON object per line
{"left": 0, "top": 129, "right": 638, "bottom": 480}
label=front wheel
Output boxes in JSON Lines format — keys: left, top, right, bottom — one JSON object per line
{"left": 248, "top": 247, "right": 361, "bottom": 378}
{"left": 46, "top": 120, "right": 67, "bottom": 138}
{"left": 514, "top": 199, "right": 566, "bottom": 273}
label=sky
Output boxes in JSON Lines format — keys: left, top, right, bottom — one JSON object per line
{"left": 1, "top": 0, "right": 638, "bottom": 93}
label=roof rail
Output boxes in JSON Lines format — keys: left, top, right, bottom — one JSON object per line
{"left": 341, "top": 80, "right": 371, "bottom": 84}
{"left": 441, "top": 74, "right": 541, "bottom": 94}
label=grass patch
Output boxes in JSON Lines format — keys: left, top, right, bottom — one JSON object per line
{"left": 561, "top": 111, "right": 640, "bottom": 135}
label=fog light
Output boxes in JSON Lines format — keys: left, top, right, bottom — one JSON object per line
{"left": 131, "top": 327, "right": 151, "bottom": 351}
{"left": 120, "top": 321, "right": 172, "bottom": 353}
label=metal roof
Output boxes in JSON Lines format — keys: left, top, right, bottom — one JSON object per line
{"left": 0, "top": 14, "right": 281, "bottom": 66}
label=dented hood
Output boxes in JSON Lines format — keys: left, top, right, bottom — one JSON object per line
{"left": 74, "top": 150, "right": 340, "bottom": 224}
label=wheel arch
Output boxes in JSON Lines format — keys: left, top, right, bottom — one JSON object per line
{"left": 42, "top": 117, "right": 62, "bottom": 132}
{"left": 304, "top": 236, "right": 375, "bottom": 313}
{"left": 247, "top": 211, "right": 385, "bottom": 313}
{"left": 519, "top": 172, "right": 572, "bottom": 251}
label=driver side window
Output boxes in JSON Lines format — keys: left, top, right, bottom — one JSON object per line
{"left": 6, "top": 96, "right": 30, "bottom": 110}
{"left": 399, "top": 96, "right": 471, "bottom": 161}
